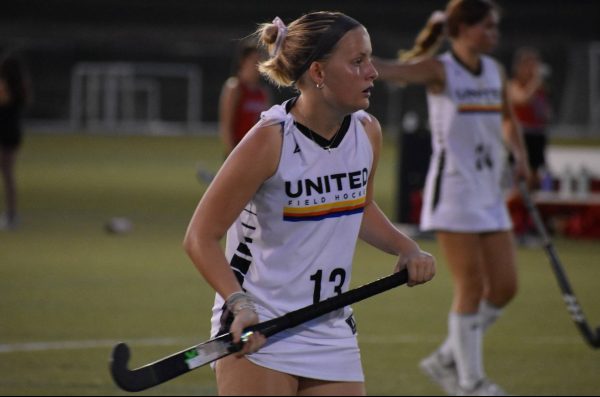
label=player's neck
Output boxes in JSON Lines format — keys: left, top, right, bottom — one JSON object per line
{"left": 451, "top": 44, "right": 481, "bottom": 74}
{"left": 292, "top": 95, "right": 345, "bottom": 141}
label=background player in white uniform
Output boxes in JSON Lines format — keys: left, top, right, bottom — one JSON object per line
{"left": 183, "top": 11, "right": 436, "bottom": 396}
{"left": 374, "top": 0, "right": 530, "bottom": 395}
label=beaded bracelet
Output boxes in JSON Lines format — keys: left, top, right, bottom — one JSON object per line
{"left": 225, "top": 291, "right": 257, "bottom": 315}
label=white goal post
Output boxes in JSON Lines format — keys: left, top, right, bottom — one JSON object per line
{"left": 70, "top": 62, "right": 202, "bottom": 133}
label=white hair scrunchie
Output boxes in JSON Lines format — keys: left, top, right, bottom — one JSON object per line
{"left": 429, "top": 10, "right": 447, "bottom": 25}
{"left": 271, "top": 16, "right": 288, "bottom": 58}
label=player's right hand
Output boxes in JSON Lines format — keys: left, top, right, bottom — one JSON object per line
{"left": 230, "top": 308, "right": 266, "bottom": 357}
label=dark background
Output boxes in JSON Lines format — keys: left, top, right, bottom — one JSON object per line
{"left": 1, "top": 0, "right": 599, "bottom": 125}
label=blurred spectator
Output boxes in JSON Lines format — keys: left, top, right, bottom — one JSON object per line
{"left": 219, "top": 40, "right": 271, "bottom": 157}
{"left": 506, "top": 47, "right": 552, "bottom": 243}
{"left": 0, "top": 52, "right": 31, "bottom": 231}
{"left": 508, "top": 47, "right": 552, "bottom": 189}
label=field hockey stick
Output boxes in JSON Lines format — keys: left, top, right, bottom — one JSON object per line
{"left": 518, "top": 180, "right": 600, "bottom": 349}
{"left": 110, "top": 269, "right": 409, "bottom": 392}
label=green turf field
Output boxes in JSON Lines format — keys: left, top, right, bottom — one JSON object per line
{"left": 1, "top": 133, "right": 599, "bottom": 396}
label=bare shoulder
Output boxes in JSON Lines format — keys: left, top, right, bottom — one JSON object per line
{"left": 359, "top": 112, "right": 383, "bottom": 142}
{"left": 357, "top": 112, "right": 383, "bottom": 157}
{"left": 246, "top": 122, "right": 283, "bottom": 145}
{"left": 224, "top": 76, "right": 240, "bottom": 89}
{"left": 230, "top": 122, "right": 283, "bottom": 178}
{"left": 221, "top": 77, "right": 241, "bottom": 97}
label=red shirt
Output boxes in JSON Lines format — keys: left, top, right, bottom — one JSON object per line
{"left": 232, "top": 82, "right": 269, "bottom": 146}
{"left": 513, "top": 87, "right": 550, "bottom": 130}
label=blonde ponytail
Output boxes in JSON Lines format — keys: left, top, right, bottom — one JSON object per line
{"left": 399, "top": 10, "right": 446, "bottom": 62}
{"left": 256, "top": 20, "right": 295, "bottom": 87}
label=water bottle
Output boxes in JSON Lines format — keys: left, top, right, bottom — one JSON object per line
{"left": 559, "top": 166, "right": 573, "bottom": 198}
{"left": 539, "top": 166, "right": 554, "bottom": 192}
{"left": 576, "top": 166, "right": 590, "bottom": 198}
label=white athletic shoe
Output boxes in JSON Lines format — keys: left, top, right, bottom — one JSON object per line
{"left": 456, "top": 378, "right": 508, "bottom": 396}
{"left": 419, "top": 350, "right": 459, "bottom": 395}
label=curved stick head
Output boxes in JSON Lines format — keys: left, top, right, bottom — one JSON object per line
{"left": 110, "top": 343, "right": 141, "bottom": 392}
{"left": 111, "top": 342, "right": 131, "bottom": 368}
{"left": 594, "top": 328, "right": 600, "bottom": 348}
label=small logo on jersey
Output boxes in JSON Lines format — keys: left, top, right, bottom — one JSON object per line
{"left": 475, "top": 144, "right": 494, "bottom": 170}
{"left": 346, "top": 315, "right": 357, "bottom": 335}
{"left": 293, "top": 143, "right": 301, "bottom": 154}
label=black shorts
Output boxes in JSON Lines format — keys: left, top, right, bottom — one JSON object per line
{"left": 0, "top": 129, "right": 22, "bottom": 150}
{"left": 523, "top": 130, "right": 547, "bottom": 171}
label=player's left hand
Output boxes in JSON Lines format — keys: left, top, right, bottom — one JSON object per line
{"left": 513, "top": 155, "right": 531, "bottom": 185}
{"left": 394, "top": 250, "right": 436, "bottom": 287}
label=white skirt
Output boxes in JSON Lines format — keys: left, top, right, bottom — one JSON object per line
{"left": 420, "top": 167, "right": 512, "bottom": 233}
{"left": 245, "top": 329, "right": 364, "bottom": 382}
{"left": 211, "top": 296, "right": 365, "bottom": 382}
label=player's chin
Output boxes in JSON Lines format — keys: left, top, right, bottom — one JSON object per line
{"left": 341, "top": 95, "right": 370, "bottom": 114}
{"left": 352, "top": 97, "right": 371, "bottom": 111}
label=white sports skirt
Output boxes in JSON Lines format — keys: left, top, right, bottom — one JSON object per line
{"left": 420, "top": 167, "right": 512, "bottom": 233}
{"left": 210, "top": 297, "right": 365, "bottom": 382}
{"left": 244, "top": 329, "right": 364, "bottom": 382}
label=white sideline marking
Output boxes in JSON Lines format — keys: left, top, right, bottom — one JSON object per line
{"left": 360, "top": 334, "right": 440, "bottom": 344}
{"left": 359, "top": 334, "right": 584, "bottom": 345}
{"left": 0, "top": 334, "right": 583, "bottom": 354}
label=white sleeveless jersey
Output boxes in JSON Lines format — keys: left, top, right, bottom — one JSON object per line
{"left": 210, "top": 100, "right": 373, "bottom": 381}
{"left": 421, "top": 52, "right": 512, "bottom": 232}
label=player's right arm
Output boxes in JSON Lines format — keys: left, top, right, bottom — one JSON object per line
{"left": 183, "top": 122, "right": 282, "bottom": 352}
{"left": 373, "top": 57, "right": 446, "bottom": 93}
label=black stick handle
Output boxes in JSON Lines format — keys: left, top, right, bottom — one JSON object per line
{"left": 110, "top": 270, "right": 410, "bottom": 392}
{"left": 249, "top": 269, "right": 409, "bottom": 338}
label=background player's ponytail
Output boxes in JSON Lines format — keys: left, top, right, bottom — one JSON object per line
{"left": 399, "top": 11, "right": 446, "bottom": 62}
{"left": 400, "top": 0, "right": 499, "bottom": 62}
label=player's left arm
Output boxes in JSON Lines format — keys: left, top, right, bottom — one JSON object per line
{"left": 498, "top": 63, "right": 531, "bottom": 182}
{"left": 358, "top": 114, "right": 435, "bottom": 286}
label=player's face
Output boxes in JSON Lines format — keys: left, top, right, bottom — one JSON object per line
{"left": 463, "top": 10, "right": 500, "bottom": 54}
{"left": 517, "top": 54, "right": 541, "bottom": 80}
{"left": 319, "top": 27, "right": 378, "bottom": 112}
{"left": 239, "top": 51, "right": 261, "bottom": 83}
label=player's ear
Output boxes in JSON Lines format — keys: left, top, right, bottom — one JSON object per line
{"left": 308, "top": 61, "right": 325, "bottom": 87}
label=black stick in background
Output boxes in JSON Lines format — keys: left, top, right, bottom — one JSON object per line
{"left": 518, "top": 180, "right": 600, "bottom": 349}
{"left": 110, "top": 269, "right": 409, "bottom": 392}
